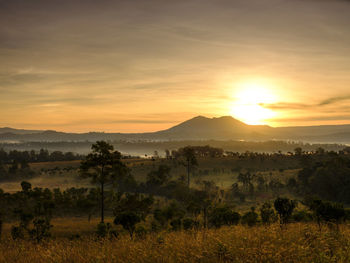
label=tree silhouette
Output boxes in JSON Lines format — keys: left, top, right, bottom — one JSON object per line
{"left": 179, "top": 146, "right": 198, "bottom": 188}
{"left": 274, "top": 197, "right": 296, "bottom": 226}
{"left": 80, "top": 141, "right": 128, "bottom": 223}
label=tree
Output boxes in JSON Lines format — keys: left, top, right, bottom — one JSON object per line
{"left": 305, "top": 198, "right": 345, "bottom": 230}
{"left": 241, "top": 207, "right": 259, "bottom": 226}
{"left": 113, "top": 193, "right": 153, "bottom": 237}
{"left": 114, "top": 211, "right": 141, "bottom": 238}
{"left": 153, "top": 202, "right": 185, "bottom": 229}
{"left": 146, "top": 165, "right": 171, "bottom": 188}
{"left": 237, "top": 172, "right": 255, "bottom": 192}
{"left": 260, "top": 202, "right": 277, "bottom": 225}
{"left": 294, "top": 147, "right": 303, "bottom": 156}
{"left": 21, "top": 181, "right": 32, "bottom": 192}
{"left": 179, "top": 146, "right": 198, "bottom": 189}
{"left": 80, "top": 141, "right": 128, "bottom": 223}
{"left": 274, "top": 197, "right": 296, "bottom": 226}
{"left": 208, "top": 205, "right": 240, "bottom": 228}
{"left": 165, "top": 149, "right": 171, "bottom": 159}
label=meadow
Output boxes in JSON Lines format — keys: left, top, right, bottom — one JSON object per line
{"left": 0, "top": 222, "right": 349, "bottom": 263}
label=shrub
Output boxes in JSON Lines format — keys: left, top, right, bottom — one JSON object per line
{"left": 209, "top": 206, "right": 240, "bottom": 228}
{"left": 11, "top": 226, "right": 25, "bottom": 240}
{"left": 29, "top": 218, "right": 52, "bottom": 243}
{"left": 241, "top": 207, "right": 259, "bottom": 226}
{"left": 97, "top": 222, "right": 112, "bottom": 238}
{"left": 274, "top": 197, "right": 296, "bottom": 225}
{"left": 135, "top": 225, "right": 147, "bottom": 239}
{"left": 182, "top": 218, "right": 199, "bottom": 230}
{"left": 292, "top": 211, "right": 313, "bottom": 222}
{"left": 260, "top": 202, "right": 277, "bottom": 224}
{"left": 114, "top": 211, "right": 141, "bottom": 238}
{"left": 170, "top": 218, "right": 182, "bottom": 231}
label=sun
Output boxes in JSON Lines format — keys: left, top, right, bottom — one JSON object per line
{"left": 230, "top": 82, "right": 277, "bottom": 125}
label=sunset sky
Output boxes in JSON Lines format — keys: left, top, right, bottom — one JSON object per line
{"left": 1, "top": 0, "right": 350, "bottom": 132}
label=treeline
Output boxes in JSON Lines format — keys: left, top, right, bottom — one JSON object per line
{"left": 169, "top": 145, "right": 224, "bottom": 158}
{"left": 297, "top": 155, "right": 350, "bottom": 204}
{"left": 0, "top": 140, "right": 346, "bottom": 155}
{"left": 1, "top": 181, "right": 349, "bottom": 242}
{"left": 0, "top": 148, "right": 83, "bottom": 164}
{"left": 0, "top": 149, "right": 83, "bottom": 181}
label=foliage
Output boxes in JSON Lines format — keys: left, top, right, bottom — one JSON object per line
{"left": 305, "top": 198, "right": 346, "bottom": 228}
{"left": 241, "top": 207, "right": 259, "bottom": 226}
{"left": 153, "top": 202, "right": 185, "bottom": 229}
{"left": 96, "top": 222, "right": 118, "bottom": 238}
{"left": 177, "top": 146, "right": 198, "bottom": 188}
{"left": 114, "top": 211, "right": 141, "bottom": 238}
{"left": 80, "top": 141, "right": 129, "bottom": 223}
{"left": 146, "top": 165, "right": 171, "bottom": 188}
{"left": 274, "top": 197, "right": 297, "bottom": 225}
{"left": 182, "top": 218, "right": 199, "bottom": 230}
{"left": 298, "top": 157, "right": 350, "bottom": 204}
{"left": 292, "top": 210, "right": 313, "bottom": 222}
{"left": 260, "top": 202, "right": 277, "bottom": 224}
{"left": 208, "top": 205, "right": 241, "bottom": 228}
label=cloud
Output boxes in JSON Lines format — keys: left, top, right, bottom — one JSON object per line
{"left": 109, "top": 119, "right": 178, "bottom": 124}
{"left": 272, "top": 114, "right": 350, "bottom": 123}
{"left": 319, "top": 95, "right": 350, "bottom": 105}
{"left": 261, "top": 95, "right": 350, "bottom": 110}
{"left": 259, "top": 102, "right": 312, "bottom": 110}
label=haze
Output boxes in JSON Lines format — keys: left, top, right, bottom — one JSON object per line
{"left": 1, "top": 0, "right": 350, "bottom": 132}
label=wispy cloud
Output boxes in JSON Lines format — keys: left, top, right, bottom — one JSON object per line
{"left": 272, "top": 114, "right": 350, "bottom": 123}
{"left": 319, "top": 95, "right": 350, "bottom": 106}
{"left": 261, "top": 95, "right": 350, "bottom": 110}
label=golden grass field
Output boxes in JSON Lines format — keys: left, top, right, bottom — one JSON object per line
{"left": 1, "top": 220, "right": 350, "bottom": 263}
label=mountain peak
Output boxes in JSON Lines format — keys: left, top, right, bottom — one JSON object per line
{"left": 161, "top": 115, "right": 251, "bottom": 137}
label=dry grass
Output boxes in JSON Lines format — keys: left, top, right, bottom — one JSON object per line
{"left": 0, "top": 174, "right": 91, "bottom": 193}
{"left": 1, "top": 222, "right": 350, "bottom": 262}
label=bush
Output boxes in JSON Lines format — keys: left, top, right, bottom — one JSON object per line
{"left": 274, "top": 197, "right": 296, "bottom": 225}
{"left": 151, "top": 220, "right": 162, "bottom": 232}
{"left": 260, "top": 202, "right": 277, "bottom": 224}
{"left": 29, "top": 218, "right": 52, "bottom": 242}
{"left": 170, "top": 218, "right": 182, "bottom": 231}
{"left": 114, "top": 211, "right": 141, "bottom": 238}
{"left": 292, "top": 211, "right": 313, "bottom": 222}
{"left": 182, "top": 218, "right": 199, "bottom": 230}
{"left": 11, "top": 226, "right": 25, "bottom": 240}
{"left": 241, "top": 207, "right": 259, "bottom": 226}
{"left": 135, "top": 225, "right": 147, "bottom": 239}
{"left": 97, "top": 222, "right": 112, "bottom": 238}
{"left": 209, "top": 206, "right": 240, "bottom": 228}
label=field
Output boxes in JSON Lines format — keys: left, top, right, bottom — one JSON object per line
{"left": 1, "top": 222, "right": 350, "bottom": 262}
{"left": 0, "top": 157, "right": 300, "bottom": 192}
{"left": 0, "top": 153, "right": 350, "bottom": 263}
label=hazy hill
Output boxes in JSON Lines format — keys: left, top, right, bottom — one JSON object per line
{"left": 152, "top": 116, "right": 272, "bottom": 140}
{"left": 1, "top": 116, "right": 350, "bottom": 143}
{"left": 0, "top": 127, "right": 43, "bottom": 135}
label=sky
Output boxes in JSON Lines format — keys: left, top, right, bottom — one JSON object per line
{"left": 1, "top": 0, "right": 350, "bottom": 132}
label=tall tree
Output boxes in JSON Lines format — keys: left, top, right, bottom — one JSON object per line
{"left": 179, "top": 146, "right": 198, "bottom": 189}
{"left": 80, "top": 141, "right": 127, "bottom": 223}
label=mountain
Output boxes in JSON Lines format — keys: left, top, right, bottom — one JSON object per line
{"left": 152, "top": 116, "right": 272, "bottom": 140}
{"left": 1, "top": 116, "right": 350, "bottom": 143}
{"left": 0, "top": 127, "right": 43, "bottom": 135}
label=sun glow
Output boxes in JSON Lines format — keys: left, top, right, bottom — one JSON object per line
{"left": 230, "top": 82, "right": 277, "bottom": 125}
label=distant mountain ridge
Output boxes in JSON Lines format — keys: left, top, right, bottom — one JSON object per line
{"left": 1, "top": 116, "right": 350, "bottom": 143}
{"left": 0, "top": 127, "right": 44, "bottom": 135}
